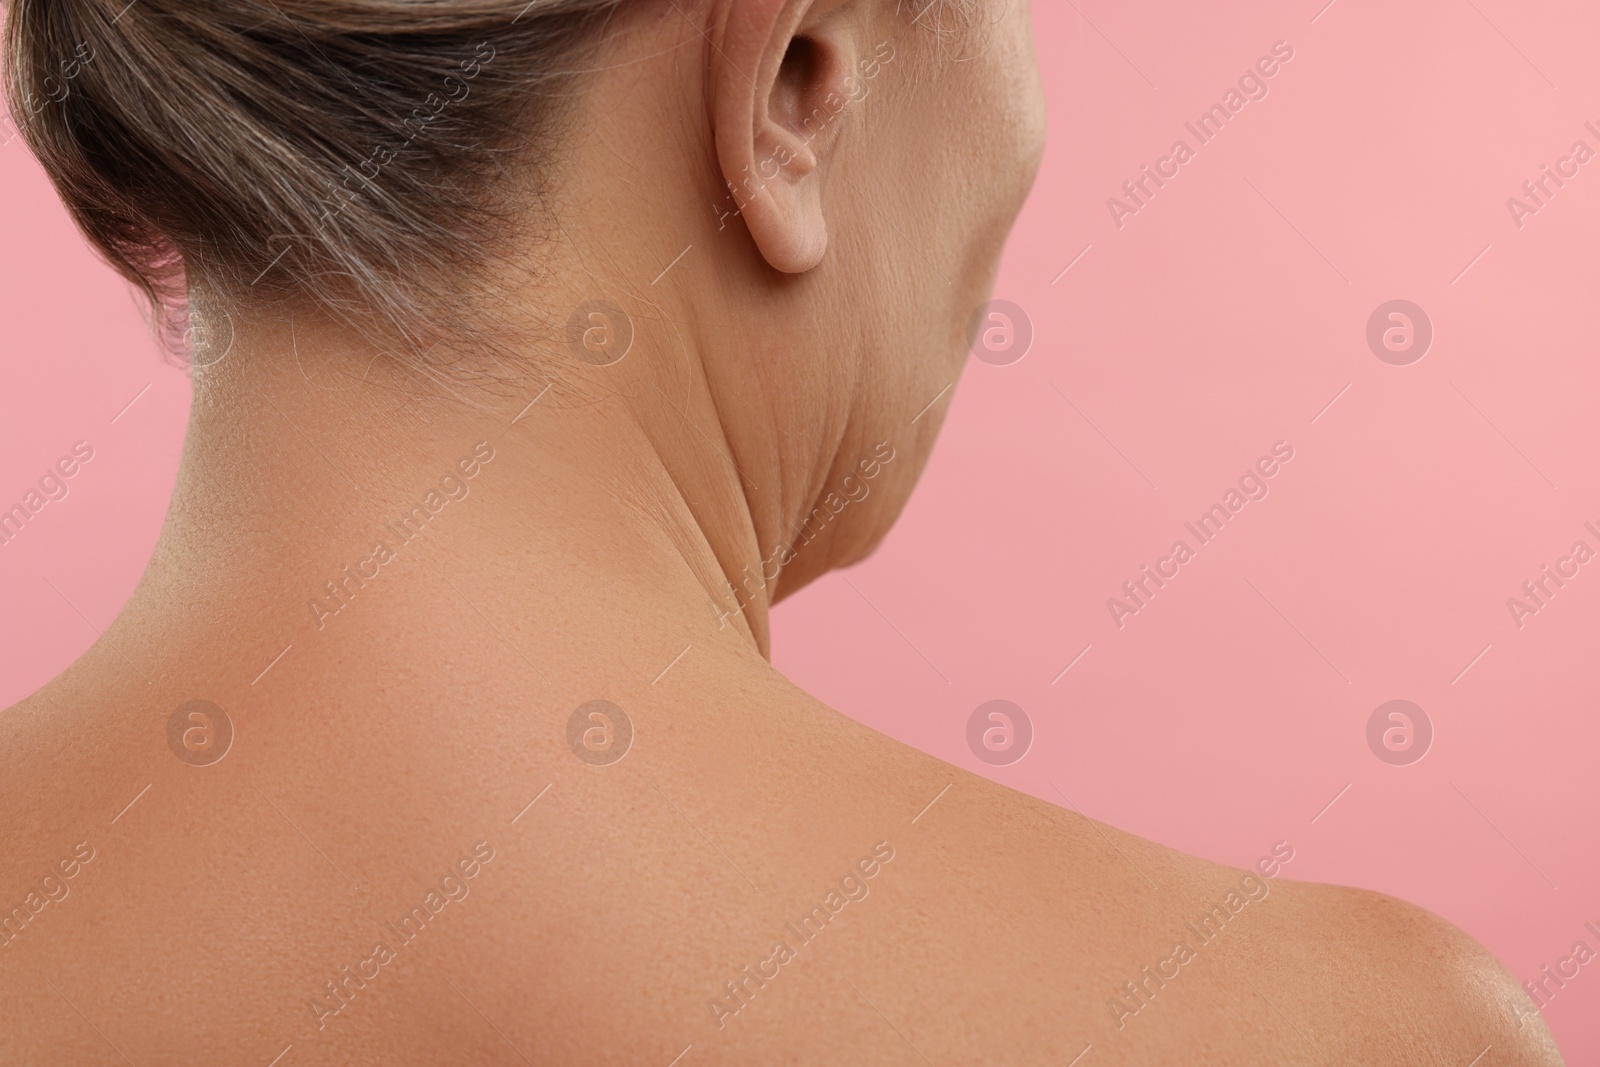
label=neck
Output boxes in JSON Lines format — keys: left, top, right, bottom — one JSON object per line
{"left": 137, "top": 310, "right": 784, "bottom": 681}
{"left": 127, "top": 30, "right": 891, "bottom": 678}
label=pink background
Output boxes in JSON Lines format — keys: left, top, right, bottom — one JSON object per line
{"left": 3, "top": 0, "right": 1598, "bottom": 1056}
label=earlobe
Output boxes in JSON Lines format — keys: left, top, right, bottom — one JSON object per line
{"left": 740, "top": 118, "right": 824, "bottom": 273}
{"left": 714, "top": 1, "right": 856, "bottom": 274}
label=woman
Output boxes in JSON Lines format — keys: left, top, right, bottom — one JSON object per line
{"left": 0, "top": 0, "right": 1564, "bottom": 1063}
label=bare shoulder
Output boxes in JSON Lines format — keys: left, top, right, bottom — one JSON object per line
{"left": 1048, "top": 802, "right": 1564, "bottom": 1066}
{"left": 895, "top": 772, "right": 1564, "bottom": 1065}
{"left": 0, "top": 683, "right": 128, "bottom": 942}
{"left": 1259, "top": 878, "right": 1565, "bottom": 1065}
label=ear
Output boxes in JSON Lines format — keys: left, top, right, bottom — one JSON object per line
{"left": 713, "top": 0, "right": 862, "bottom": 273}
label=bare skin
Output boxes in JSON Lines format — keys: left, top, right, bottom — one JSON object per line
{"left": 0, "top": 0, "right": 1564, "bottom": 1063}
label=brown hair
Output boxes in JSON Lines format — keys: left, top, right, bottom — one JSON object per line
{"left": 3, "top": 0, "right": 621, "bottom": 363}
